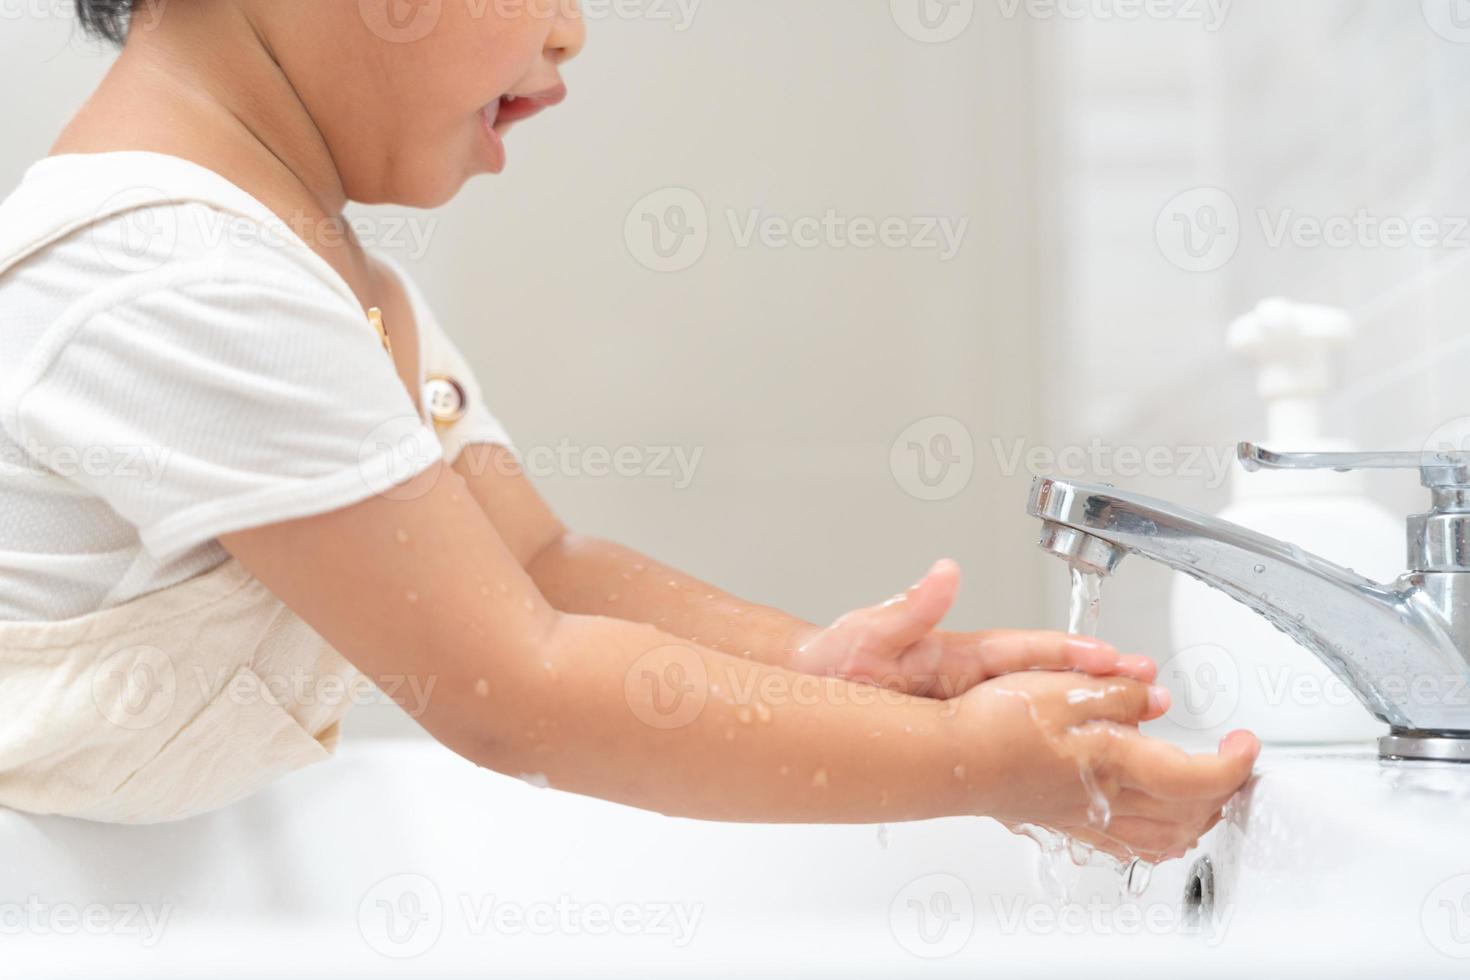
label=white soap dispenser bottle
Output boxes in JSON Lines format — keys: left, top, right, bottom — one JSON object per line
{"left": 1163, "top": 298, "right": 1401, "bottom": 746}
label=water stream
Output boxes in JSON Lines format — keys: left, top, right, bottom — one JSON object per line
{"left": 1012, "top": 562, "right": 1155, "bottom": 906}
{"left": 1067, "top": 565, "right": 1102, "bottom": 637}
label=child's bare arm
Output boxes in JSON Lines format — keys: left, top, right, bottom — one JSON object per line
{"left": 455, "top": 444, "right": 1157, "bottom": 694}
{"left": 221, "top": 459, "right": 1255, "bottom": 856}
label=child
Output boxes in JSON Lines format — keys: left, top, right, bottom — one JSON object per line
{"left": 0, "top": 0, "right": 1256, "bottom": 857}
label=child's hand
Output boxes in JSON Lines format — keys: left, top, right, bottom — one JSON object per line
{"left": 790, "top": 559, "right": 1155, "bottom": 698}
{"left": 959, "top": 671, "right": 1259, "bottom": 862}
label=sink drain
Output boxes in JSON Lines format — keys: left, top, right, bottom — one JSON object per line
{"left": 1182, "top": 855, "right": 1215, "bottom": 929}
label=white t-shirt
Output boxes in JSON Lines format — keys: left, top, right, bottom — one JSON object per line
{"left": 0, "top": 152, "right": 513, "bottom": 622}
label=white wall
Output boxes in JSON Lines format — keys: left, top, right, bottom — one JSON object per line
{"left": 0, "top": 2, "right": 1050, "bottom": 736}
{"left": 1033, "top": 0, "right": 1470, "bottom": 659}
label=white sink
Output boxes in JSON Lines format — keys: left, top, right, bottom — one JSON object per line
{"left": 3, "top": 740, "right": 1468, "bottom": 976}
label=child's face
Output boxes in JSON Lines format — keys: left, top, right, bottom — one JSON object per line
{"left": 258, "top": 0, "right": 585, "bottom": 207}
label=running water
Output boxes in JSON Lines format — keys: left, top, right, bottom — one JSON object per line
{"left": 1067, "top": 564, "right": 1102, "bottom": 637}
{"left": 1007, "top": 562, "right": 1156, "bottom": 906}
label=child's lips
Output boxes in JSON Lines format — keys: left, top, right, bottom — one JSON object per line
{"left": 494, "top": 83, "right": 568, "bottom": 128}
{"left": 478, "top": 83, "right": 567, "bottom": 174}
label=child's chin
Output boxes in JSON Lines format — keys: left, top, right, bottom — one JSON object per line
{"left": 404, "top": 175, "right": 474, "bottom": 210}
{"left": 349, "top": 166, "right": 473, "bottom": 210}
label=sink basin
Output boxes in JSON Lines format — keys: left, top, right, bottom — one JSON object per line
{"left": 1172, "top": 745, "right": 1470, "bottom": 956}
{"left": 2, "top": 740, "right": 1468, "bottom": 976}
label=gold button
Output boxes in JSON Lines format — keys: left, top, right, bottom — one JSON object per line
{"left": 367, "top": 307, "right": 392, "bottom": 355}
{"left": 423, "top": 373, "right": 468, "bottom": 426}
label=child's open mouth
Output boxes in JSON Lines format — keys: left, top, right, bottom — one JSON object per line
{"left": 479, "top": 84, "right": 568, "bottom": 174}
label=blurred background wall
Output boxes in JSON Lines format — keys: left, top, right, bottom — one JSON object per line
{"left": 3, "top": 1, "right": 1467, "bottom": 735}
{"left": 1033, "top": 0, "right": 1470, "bottom": 662}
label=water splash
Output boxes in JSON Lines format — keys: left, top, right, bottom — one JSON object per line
{"left": 1123, "top": 857, "right": 1153, "bottom": 896}
{"left": 1013, "top": 823, "right": 1156, "bottom": 906}
{"left": 1014, "top": 824, "right": 1071, "bottom": 904}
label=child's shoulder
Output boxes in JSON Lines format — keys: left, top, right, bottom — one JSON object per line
{"left": 0, "top": 151, "right": 354, "bottom": 309}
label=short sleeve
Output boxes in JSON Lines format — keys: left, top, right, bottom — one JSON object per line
{"left": 415, "top": 299, "right": 516, "bottom": 464}
{"left": 1, "top": 259, "right": 442, "bottom": 560}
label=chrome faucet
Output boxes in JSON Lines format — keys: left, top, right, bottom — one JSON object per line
{"left": 1026, "top": 444, "right": 1470, "bottom": 762}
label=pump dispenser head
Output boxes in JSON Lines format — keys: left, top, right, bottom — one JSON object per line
{"left": 1227, "top": 298, "right": 1359, "bottom": 497}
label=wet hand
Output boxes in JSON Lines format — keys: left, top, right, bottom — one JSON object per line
{"left": 790, "top": 559, "right": 1157, "bottom": 698}
{"left": 957, "top": 671, "right": 1259, "bottom": 863}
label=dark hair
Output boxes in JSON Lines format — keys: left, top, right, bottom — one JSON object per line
{"left": 75, "top": 0, "right": 134, "bottom": 44}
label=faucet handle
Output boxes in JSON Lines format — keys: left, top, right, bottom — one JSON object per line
{"left": 1238, "top": 443, "right": 1470, "bottom": 490}
{"left": 1240, "top": 442, "right": 1470, "bottom": 572}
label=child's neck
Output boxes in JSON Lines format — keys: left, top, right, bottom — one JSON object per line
{"left": 54, "top": 0, "right": 347, "bottom": 220}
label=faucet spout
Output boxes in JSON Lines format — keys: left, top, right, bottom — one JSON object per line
{"left": 1027, "top": 476, "right": 1468, "bottom": 734}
